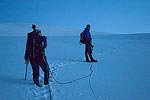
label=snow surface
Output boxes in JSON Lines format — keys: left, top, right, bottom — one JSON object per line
{"left": 0, "top": 28, "right": 150, "bottom": 100}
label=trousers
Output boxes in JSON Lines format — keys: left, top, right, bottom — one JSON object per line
{"left": 85, "top": 43, "right": 94, "bottom": 61}
{"left": 29, "top": 56, "right": 49, "bottom": 83}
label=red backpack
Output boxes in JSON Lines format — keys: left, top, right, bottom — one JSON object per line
{"left": 79, "top": 31, "right": 86, "bottom": 44}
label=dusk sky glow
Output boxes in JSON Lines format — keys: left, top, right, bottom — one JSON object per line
{"left": 1, "top": 0, "right": 150, "bottom": 33}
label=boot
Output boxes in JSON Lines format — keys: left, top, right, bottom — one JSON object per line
{"left": 86, "top": 59, "right": 91, "bottom": 62}
{"left": 34, "top": 80, "right": 42, "bottom": 87}
{"left": 33, "top": 78, "right": 42, "bottom": 87}
{"left": 91, "top": 59, "right": 98, "bottom": 62}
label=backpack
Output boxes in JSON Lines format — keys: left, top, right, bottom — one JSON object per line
{"left": 79, "top": 31, "right": 86, "bottom": 44}
{"left": 33, "top": 31, "right": 47, "bottom": 57}
{"left": 40, "top": 36, "right": 47, "bottom": 49}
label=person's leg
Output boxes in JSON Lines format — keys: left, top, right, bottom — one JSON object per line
{"left": 39, "top": 56, "right": 49, "bottom": 85}
{"left": 29, "top": 58, "right": 42, "bottom": 86}
{"left": 87, "top": 44, "right": 94, "bottom": 61}
{"left": 88, "top": 43, "right": 97, "bottom": 62}
{"left": 85, "top": 44, "right": 90, "bottom": 62}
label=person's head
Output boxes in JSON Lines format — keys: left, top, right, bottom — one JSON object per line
{"left": 31, "top": 24, "right": 36, "bottom": 30}
{"left": 86, "top": 24, "right": 90, "bottom": 30}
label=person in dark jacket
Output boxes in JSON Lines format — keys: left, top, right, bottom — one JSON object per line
{"left": 24, "top": 24, "right": 49, "bottom": 87}
{"left": 83, "top": 24, "right": 97, "bottom": 62}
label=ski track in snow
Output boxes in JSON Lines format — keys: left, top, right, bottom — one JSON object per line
{"left": 21, "top": 40, "right": 144, "bottom": 100}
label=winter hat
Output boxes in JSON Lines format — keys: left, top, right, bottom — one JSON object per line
{"left": 31, "top": 24, "right": 36, "bottom": 29}
{"left": 86, "top": 24, "right": 90, "bottom": 28}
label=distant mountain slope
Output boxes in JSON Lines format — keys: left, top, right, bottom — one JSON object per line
{"left": 0, "top": 23, "right": 111, "bottom": 36}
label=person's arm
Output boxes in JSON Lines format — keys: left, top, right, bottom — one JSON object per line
{"left": 24, "top": 33, "right": 30, "bottom": 63}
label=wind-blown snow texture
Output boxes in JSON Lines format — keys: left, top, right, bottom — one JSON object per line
{"left": 0, "top": 34, "right": 150, "bottom": 100}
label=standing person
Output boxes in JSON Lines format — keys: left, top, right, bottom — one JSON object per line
{"left": 24, "top": 24, "right": 49, "bottom": 87}
{"left": 81, "top": 24, "right": 97, "bottom": 62}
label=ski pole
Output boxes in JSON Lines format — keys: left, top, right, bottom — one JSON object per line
{"left": 24, "top": 62, "right": 28, "bottom": 80}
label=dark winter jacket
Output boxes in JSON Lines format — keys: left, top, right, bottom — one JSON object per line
{"left": 24, "top": 30, "right": 47, "bottom": 60}
{"left": 83, "top": 28, "right": 92, "bottom": 44}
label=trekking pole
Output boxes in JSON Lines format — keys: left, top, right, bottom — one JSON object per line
{"left": 24, "top": 61, "right": 28, "bottom": 80}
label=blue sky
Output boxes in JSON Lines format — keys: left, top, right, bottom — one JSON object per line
{"left": 0, "top": 0, "right": 150, "bottom": 33}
